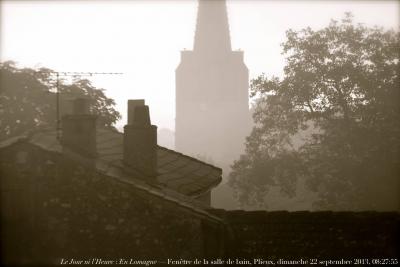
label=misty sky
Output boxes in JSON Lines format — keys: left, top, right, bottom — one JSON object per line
{"left": 1, "top": 0, "right": 399, "bottom": 131}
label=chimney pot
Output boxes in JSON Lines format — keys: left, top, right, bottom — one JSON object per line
{"left": 127, "top": 99, "right": 145, "bottom": 125}
{"left": 133, "top": 105, "right": 151, "bottom": 126}
{"left": 73, "top": 98, "right": 90, "bottom": 115}
{"left": 124, "top": 100, "right": 157, "bottom": 180}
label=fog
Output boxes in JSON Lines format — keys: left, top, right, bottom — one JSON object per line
{"left": 1, "top": 0, "right": 399, "bottom": 210}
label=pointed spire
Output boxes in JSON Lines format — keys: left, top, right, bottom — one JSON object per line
{"left": 193, "top": 0, "right": 232, "bottom": 53}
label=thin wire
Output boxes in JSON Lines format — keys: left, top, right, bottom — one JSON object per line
{"left": 35, "top": 71, "right": 123, "bottom": 76}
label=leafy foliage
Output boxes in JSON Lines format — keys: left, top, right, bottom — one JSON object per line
{"left": 229, "top": 14, "right": 399, "bottom": 210}
{"left": 0, "top": 61, "right": 121, "bottom": 140}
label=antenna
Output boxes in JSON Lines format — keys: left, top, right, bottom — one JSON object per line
{"left": 35, "top": 71, "right": 123, "bottom": 139}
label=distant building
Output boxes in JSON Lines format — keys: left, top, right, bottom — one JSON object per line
{"left": 175, "top": 0, "right": 251, "bottom": 172}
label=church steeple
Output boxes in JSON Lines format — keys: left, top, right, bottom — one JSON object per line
{"left": 176, "top": 0, "right": 250, "bottom": 181}
{"left": 193, "top": 0, "right": 232, "bottom": 53}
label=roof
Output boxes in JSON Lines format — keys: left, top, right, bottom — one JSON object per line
{"left": 0, "top": 128, "right": 222, "bottom": 197}
{"left": 0, "top": 128, "right": 223, "bottom": 222}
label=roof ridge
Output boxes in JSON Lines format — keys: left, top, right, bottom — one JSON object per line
{"left": 157, "top": 145, "right": 222, "bottom": 173}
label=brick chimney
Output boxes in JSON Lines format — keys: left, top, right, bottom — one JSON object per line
{"left": 61, "top": 98, "right": 97, "bottom": 157}
{"left": 123, "top": 100, "right": 157, "bottom": 180}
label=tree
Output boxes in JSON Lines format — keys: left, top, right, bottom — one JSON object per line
{"left": 229, "top": 14, "right": 399, "bottom": 211}
{"left": 0, "top": 61, "right": 121, "bottom": 140}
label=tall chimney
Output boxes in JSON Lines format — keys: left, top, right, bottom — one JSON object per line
{"left": 123, "top": 100, "right": 157, "bottom": 180}
{"left": 61, "top": 98, "right": 97, "bottom": 157}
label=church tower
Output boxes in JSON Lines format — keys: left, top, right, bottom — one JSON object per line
{"left": 175, "top": 0, "right": 250, "bottom": 173}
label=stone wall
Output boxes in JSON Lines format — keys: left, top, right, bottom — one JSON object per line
{"left": 1, "top": 142, "right": 222, "bottom": 266}
{"left": 210, "top": 209, "right": 399, "bottom": 260}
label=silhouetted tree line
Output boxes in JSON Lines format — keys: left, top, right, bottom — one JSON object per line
{"left": 229, "top": 14, "right": 399, "bottom": 211}
{"left": 0, "top": 61, "right": 121, "bottom": 141}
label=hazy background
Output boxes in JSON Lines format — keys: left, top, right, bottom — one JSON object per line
{"left": 1, "top": 0, "right": 399, "bottom": 145}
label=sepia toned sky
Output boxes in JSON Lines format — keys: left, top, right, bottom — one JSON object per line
{"left": 1, "top": 0, "right": 399, "bottom": 131}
